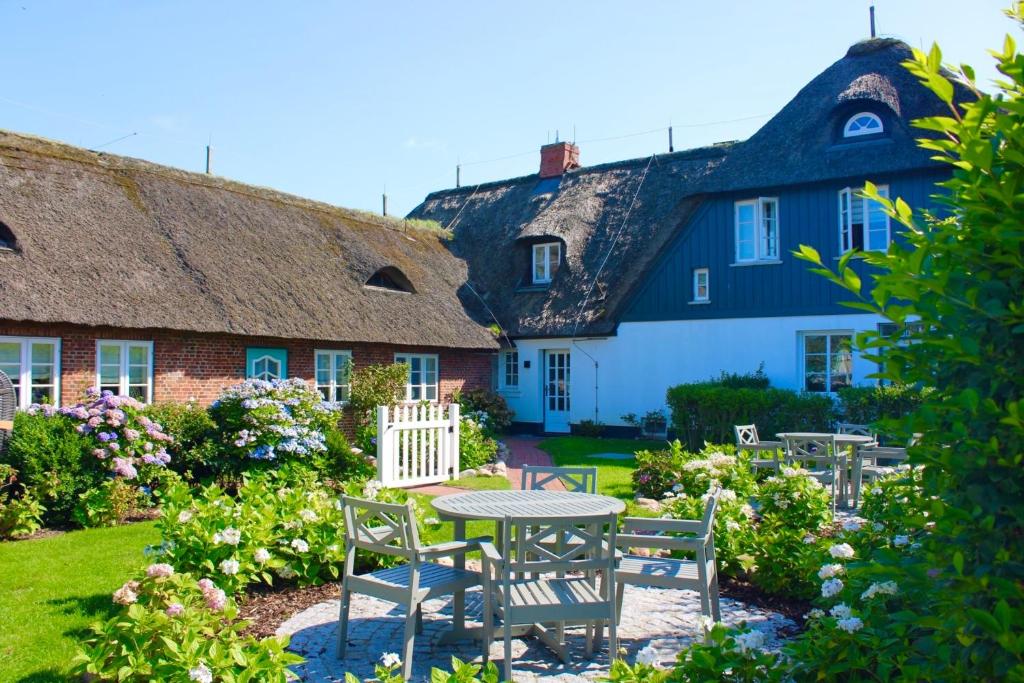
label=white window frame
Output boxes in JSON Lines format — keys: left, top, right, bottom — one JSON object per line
{"left": 0, "top": 336, "right": 61, "bottom": 410}
{"left": 839, "top": 185, "right": 890, "bottom": 254}
{"left": 500, "top": 350, "right": 519, "bottom": 389}
{"left": 692, "top": 268, "right": 710, "bottom": 302}
{"left": 394, "top": 353, "right": 439, "bottom": 402}
{"left": 843, "top": 112, "right": 884, "bottom": 138}
{"left": 314, "top": 349, "right": 352, "bottom": 403}
{"left": 799, "top": 331, "right": 853, "bottom": 394}
{"left": 251, "top": 355, "right": 282, "bottom": 381}
{"left": 95, "top": 340, "right": 153, "bottom": 403}
{"left": 734, "top": 197, "right": 779, "bottom": 263}
{"left": 532, "top": 242, "right": 561, "bottom": 284}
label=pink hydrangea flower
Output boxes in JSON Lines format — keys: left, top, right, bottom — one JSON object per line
{"left": 166, "top": 603, "right": 184, "bottom": 617}
{"left": 204, "top": 588, "right": 227, "bottom": 612}
{"left": 113, "top": 580, "right": 140, "bottom": 605}
{"left": 146, "top": 563, "right": 175, "bottom": 578}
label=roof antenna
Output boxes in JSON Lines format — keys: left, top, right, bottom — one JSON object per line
{"left": 668, "top": 121, "right": 674, "bottom": 153}
{"left": 555, "top": 129, "right": 560, "bottom": 143}
{"left": 572, "top": 125, "right": 576, "bottom": 144}
{"left": 869, "top": 5, "right": 876, "bottom": 38}
{"left": 382, "top": 185, "right": 388, "bottom": 216}
{"left": 456, "top": 163, "right": 461, "bottom": 188}
{"left": 205, "top": 144, "right": 212, "bottom": 174}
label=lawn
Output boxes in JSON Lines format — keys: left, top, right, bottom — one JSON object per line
{"left": 0, "top": 521, "right": 160, "bottom": 683}
{"left": 538, "top": 436, "right": 664, "bottom": 500}
{"left": 443, "top": 474, "right": 512, "bottom": 491}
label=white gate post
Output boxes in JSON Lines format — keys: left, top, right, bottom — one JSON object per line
{"left": 376, "top": 405, "right": 391, "bottom": 486}
{"left": 448, "top": 403, "right": 460, "bottom": 479}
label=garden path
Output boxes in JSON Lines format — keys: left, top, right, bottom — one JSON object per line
{"left": 405, "top": 437, "right": 563, "bottom": 496}
{"left": 281, "top": 584, "right": 793, "bottom": 682}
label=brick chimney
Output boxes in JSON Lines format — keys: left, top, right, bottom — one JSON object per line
{"left": 539, "top": 141, "right": 580, "bottom": 178}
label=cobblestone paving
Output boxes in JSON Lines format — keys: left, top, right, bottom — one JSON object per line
{"left": 279, "top": 585, "right": 794, "bottom": 682}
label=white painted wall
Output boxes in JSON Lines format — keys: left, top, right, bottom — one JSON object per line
{"left": 498, "top": 313, "right": 887, "bottom": 430}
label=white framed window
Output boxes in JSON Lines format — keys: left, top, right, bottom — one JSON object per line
{"left": 500, "top": 350, "right": 519, "bottom": 389}
{"left": 734, "top": 197, "right": 779, "bottom": 262}
{"left": 692, "top": 268, "right": 709, "bottom": 302}
{"left": 96, "top": 340, "right": 153, "bottom": 403}
{"left": 532, "top": 242, "right": 561, "bottom": 284}
{"left": 843, "top": 112, "right": 883, "bottom": 138}
{"left": 800, "top": 331, "right": 853, "bottom": 393}
{"left": 839, "top": 185, "right": 890, "bottom": 253}
{"left": 251, "top": 356, "right": 281, "bottom": 381}
{"left": 0, "top": 336, "right": 60, "bottom": 409}
{"left": 394, "top": 353, "right": 438, "bottom": 401}
{"left": 315, "top": 350, "right": 352, "bottom": 402}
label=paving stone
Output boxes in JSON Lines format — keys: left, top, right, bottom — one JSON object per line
{"left": 278, "top": 584, "right": 794, "bottom": 682}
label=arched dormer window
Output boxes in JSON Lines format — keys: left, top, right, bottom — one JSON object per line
{"left": 0, "top": 220, "right": 16, "bottom": 250}
{"left": 843, "top": 112, "right": 884, "bottom": 138}
{"left": 365, "top": 266, "right": 415, "bottom": 293}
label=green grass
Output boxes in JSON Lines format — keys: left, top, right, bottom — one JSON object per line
{"left": 0, "top": 521, "right": 159, "bottom": 683}
{"left": 443, "top": 474, "right": 512, "bottom": 491}
{"left": 537, "top": 436, "right": 663, "bottom": 501}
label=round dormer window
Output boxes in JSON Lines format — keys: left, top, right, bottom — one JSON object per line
{"left": 843, "top": 112, "right": 884, "bottom": 138}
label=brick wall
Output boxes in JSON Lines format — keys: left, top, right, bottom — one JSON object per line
{"left": 0, "top": 320, "right": 494, "bottom": 407}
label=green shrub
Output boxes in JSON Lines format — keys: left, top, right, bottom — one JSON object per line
{"left": 453, "top": 388, "right": 514, "bottom": 434}
{"left": 459, "top": 414, "right": 497, "bottom": 470}
{"left": 632, "top": 440, "right": 687, "bottom": 499}
{"left": 318, "top": 425, "right": 374, "bottom": 482}
{"left": 837, "top": 383, "right": 931, "bottom": 436}
{"left": 73, "top": 570, "right": 301, "bottom": 681}
{"left": 754, "top": 466, "right": 832, "bottom": 530}
{"left": 144, "top": 402, "right": 218, "bottom": 481}
{"left": 662, "top": 489, "right": 756, "bottom": 577}
{"left": 0, "top": 464, "right": 44, "bottom": 539}
{"left": 666, "top": 382, "right": 835, "bottom": 451}
{"left": 73, "top": 478, "right": 146, "bottom": 528}
{"left": 712, "top": 364, "right": 771, "bottom": 390}
{"left": 572, "top": 419, "right": 605, "bottom": 437}
{"left": 3, "top": 411, "right": 105, "bottom": 526}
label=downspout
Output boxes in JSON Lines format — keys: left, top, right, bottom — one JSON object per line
{"left": 571, "top": 337, "right": 600, "bottom": 423}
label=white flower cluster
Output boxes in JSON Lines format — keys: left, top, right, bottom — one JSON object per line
{"left": 821, "top": 577, "right": 844, "bottom": 598}
{"left": 861, "top": 580, "right": 898, "bottom": 600}
{"left": 380, "top": 652, "right": 403, "bottom": 668}
{"left": 635, "top": 644, "right": 660, "bottom": 667}
{"left": 213, "top": 527, "right": 241, "bottom": 546}
{"left": 817, "top": 563, "right": 845, "bottom": 580}
{"left": 733, "top": 629, "right": 766, "bottom": 655}
{"left": 841, "top": 517, "right": 866, "bottom": 532}
{"left": 829, "top": 543, "right": 855, "bottom": 559}
{"left": 836, "top": 616, "right": 864, "bottom": 633}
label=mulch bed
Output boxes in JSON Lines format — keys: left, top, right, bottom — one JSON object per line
{"left": 238, "top": 582, "right": 340, "bottom": 638}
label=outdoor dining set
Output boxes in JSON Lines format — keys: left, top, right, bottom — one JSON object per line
{"left": 337, "top": 465, "right": 723, "bottom": 681}
{"left": 734, "top": 422, "right": 913, "bottom": 509}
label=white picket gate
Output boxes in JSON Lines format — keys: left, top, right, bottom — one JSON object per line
{"left": 376, "top": 403, "right": 460, "bottom": 488}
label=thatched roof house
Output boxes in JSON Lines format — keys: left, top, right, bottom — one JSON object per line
{"left": 0, "top": 130, "right": 495, "bottom": 351}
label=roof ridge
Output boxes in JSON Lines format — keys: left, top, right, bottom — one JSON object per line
{"left": 0, "top": 128, "right": 445, "bottom": 238}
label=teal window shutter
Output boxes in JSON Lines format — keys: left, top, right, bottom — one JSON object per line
{"left": 246, "top": 348, "right": 288, "bottom": 380}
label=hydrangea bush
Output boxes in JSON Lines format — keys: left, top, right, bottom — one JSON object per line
{"left": 74, "top": 567, "right": 301, "bottom": 681}
{"left": 208, "top": 378, "right": 340, "bottom": 473}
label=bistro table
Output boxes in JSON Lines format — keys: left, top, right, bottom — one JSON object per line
{"left": 776, "top": 432, "right": 876, "bottom": 508}
{"left": 431, "top": 489, "right": 625, "bottom": 643}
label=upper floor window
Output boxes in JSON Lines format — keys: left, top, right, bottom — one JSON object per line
{"left": 843, "top": 112, "right": 883, "bottom": 138}
{"left": 0, "top": 336, "right": 60, "bottom": 409}
{"left": 839, "top": 185, "right": 890, "bottom": 253}
{"left": 0, "top": 220, "right": 16, "bottom": 250}
{"left": 692, "top": 268, "right": 709, "bottom": 302}
{"left": 395, "top": 353, "right": 438, "bottom": 401}
{"left": 532, "top": 242, "right": 561, "bottom": 284}
{"left": 500, "top": 350, "right": 519, "bottom": 389}
{"left": 315, "top": 350, "right": 352, "bottom": 403}
{"left": 365, "top": 267, "right": 414, "bottom": 293}
{"left": 734, "top": 197, "right": 779, "bottom": 263}
{"left": 97, "top": 340, "right": 153, "bottom": 403}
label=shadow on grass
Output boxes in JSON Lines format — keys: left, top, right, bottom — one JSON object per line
{"left": 14, "top": 669, "right": 72, "bottom": 683}
{"left": 48, "top": 592, "right": 118, "bottom": 639}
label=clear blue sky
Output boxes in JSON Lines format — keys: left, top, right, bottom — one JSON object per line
{"left": 0, "top": 1, "right": 1011, "bottom": 216}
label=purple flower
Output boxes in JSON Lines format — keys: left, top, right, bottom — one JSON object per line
{"left": 97, "top": 432, "right": 115, "bottom": 443}
{"left": 71, "top": 407, "right": 89, "bottom": 419}
{"left": 86, "top": 386, "right": 100, "bottom": 398}
{"left": 124, "top": 429, "right": 141, "bottom": 442}
{"left": 93, "top": 448, "right": 108, "bottom": 460}
{"left": 101, "top": 390, "right": 113, "bottom": 397}
{"left": 165, "top": 603, "right": 184, "bottom": 617}
{"left": 112, "top": 457, "right": 138, "bottom": 479}
{"left": 88, "top": 417, "right": 103, "bottom": 428}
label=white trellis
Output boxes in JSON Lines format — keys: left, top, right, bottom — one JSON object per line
{"left": 376, "top": 403, "right": 460, "bottom": 487}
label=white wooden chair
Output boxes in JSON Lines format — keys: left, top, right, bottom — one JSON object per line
{"left": 480, "top": 512, "right": 619, "bottom": 682}
{"left": 851, "top": 445, "right": 909, "bottom": 508}
{"left": 734, "top": 424, "right": 783, "bottom": 471}
{"left": 783, "top": 435, "right": 842, "bottom": 511}
{"left": 0, "top": 370, "right": 15, "bottom": 459}
{"left": 338, "top": 495, "right": 487, "bottom": 680}
{"left": 613, "top": 487, "right": 722, "bottom": 623}
{"left": 837, "top": 422, "right": 877, "bottom": 440}
{"left": 520, "top": 465, "right": 598, "bottom": 493}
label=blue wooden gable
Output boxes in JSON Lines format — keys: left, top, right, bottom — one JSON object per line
{"left": 621, "top": 169, "right": 947, "bottom": 323}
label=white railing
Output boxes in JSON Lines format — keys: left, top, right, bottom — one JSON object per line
{"left": 376, "top": 403, "right": 460, "bottom": 488}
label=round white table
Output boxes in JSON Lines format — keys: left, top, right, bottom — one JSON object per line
{"left": 431, "top": 489, "right": 625, "bottom": 642}
{"left": 776, "top": 433, "right": 876, "bottom": 507}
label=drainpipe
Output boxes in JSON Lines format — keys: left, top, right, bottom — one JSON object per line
{"left": 571, "top": 339, "right": 600, "bottom": 423}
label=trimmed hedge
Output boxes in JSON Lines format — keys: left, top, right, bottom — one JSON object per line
{"left": 836, "top": 384, "right": 931, "bottom": 426}
{"left": 667, "top": 382, "right": 835, "bottom": 451}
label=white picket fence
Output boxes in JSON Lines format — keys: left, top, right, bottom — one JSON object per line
{"left": 376, "top": 403, "right": 460, "bottom": 488}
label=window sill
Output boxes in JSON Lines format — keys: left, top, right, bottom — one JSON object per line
{"left": 516, "top": 284, "right": 551, "bottom": 293}
{"left": 688, "top": 300, "right": 711, "bottom": 305}
{"left": 499, "top": 388, "right": 522, "bottom": 398}
{"left": 730, "top": 260, "right": 782, "bottom": 267}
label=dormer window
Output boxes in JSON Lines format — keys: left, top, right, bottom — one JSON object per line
{"left": 0, "top": 220, "right": 16, "bottom": 250}
{"left": 843, "top": 112, "right": 883, "bottom": 138}
{"left": 532, "top": 242, "right": 561, "bottom": 284}
{"left": 365, "top": 266, "right": 415, "bottom": 293}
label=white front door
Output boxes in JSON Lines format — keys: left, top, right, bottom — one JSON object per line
{"left": 543, "top": 350, "right": 571, "bottom": 433}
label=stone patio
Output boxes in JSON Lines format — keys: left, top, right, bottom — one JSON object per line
{"left": 279, "top": 584, "right": 794, "bottom": 682}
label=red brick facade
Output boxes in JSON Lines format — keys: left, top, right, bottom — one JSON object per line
{"left": 0, "top": 320, "right": 494, "bottom": 407}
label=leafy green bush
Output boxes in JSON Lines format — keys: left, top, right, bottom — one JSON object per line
{"left": 459, "top": 414, "right": 497, "bottom": 470}
{"left": 319, "top": 425, "right": 374, "bottom": 482}
{"left": 73, "top": 569, "right": 301, "bottom": 681}
{"left": 453, "top": 388, "right": 514, "bottom": 434}
{"left": 632, "top": 441, "right": 686, "bottom": 499}
{"left": 73, "top": 478, "right": 147, "bottom": 528}
{"left": 0, "top": 464, "right": 44, "bottom": 539}
{"left": 144, "top": 402, "right": 218, "bottom": 481}
{"left": 712, "top": 364, "right": 771, "bottom": 390}
{"left": 837, "top": 383, "right": 931, "bottom": 435}
{"left": 3, "top": 411, "right": 105, "bottom": 526}
{"left": 666, "top": 382, "right": 835, "bottom": 451}
{"left": 572, "top": 419, "right": 605, "bottom": 437}
{"left": 661, "top": 488, "right": 756, "bottom": 576}
{"left": 349, "top": 363, "right": 409, "bottom": 452}
{"left": 754, "top": 466, "right": 832, "bottom": 530}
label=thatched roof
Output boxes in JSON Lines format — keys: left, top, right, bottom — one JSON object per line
{"left": 706, "top": 38, "right": 972, "bottom": 192}
{"left": 408, "top": 147, "right": 729, "bottom": 338}
{"left": 0, "top": 130, "right": 497, "bottom": 350}
{"left": 410, "top": 39, "right": 970, "bottom": 339}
